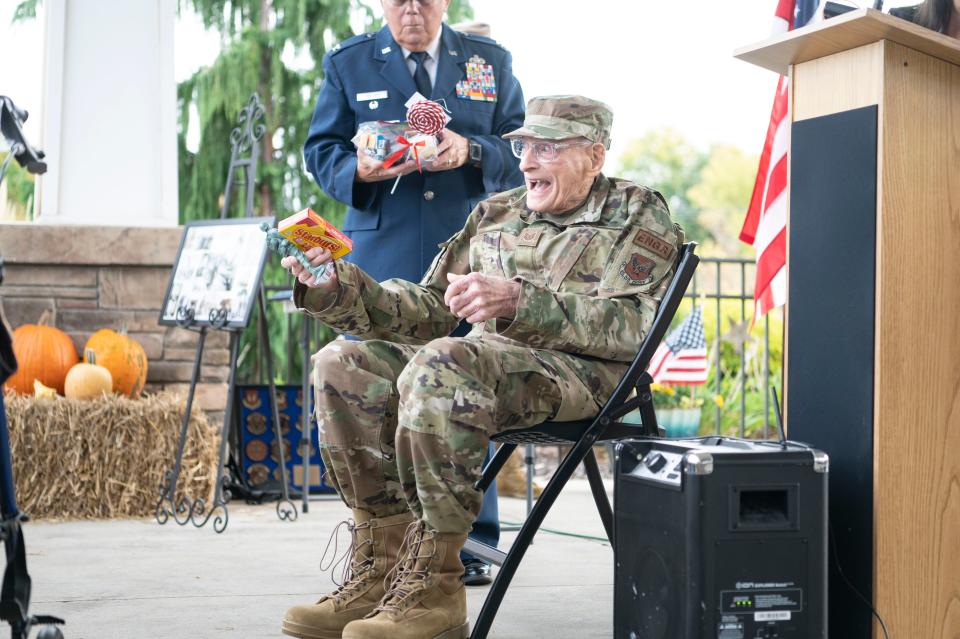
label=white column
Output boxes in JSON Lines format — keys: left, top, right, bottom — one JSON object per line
{"left": 37, "top": 0, "right": 178, "bottom": 227}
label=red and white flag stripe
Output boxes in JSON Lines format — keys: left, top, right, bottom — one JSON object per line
{"left": 653, "top": 349, "right": 709, "bottom": 385}
{"left": 740, "top": 0, "right": 797, "bottom": 321}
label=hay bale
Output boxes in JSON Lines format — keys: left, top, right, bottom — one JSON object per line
{"left": 4, "top": 390, "right": 219, "bottom": 520}
{"left": 498, "top": 448, "right": 543, "bottom": 499}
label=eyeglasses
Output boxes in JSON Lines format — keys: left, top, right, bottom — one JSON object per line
{"left": 510, "top": 138, "right": 593, "bottom": 163}
{"left": 385, "top": 0, "right": 439, "bottom": 7}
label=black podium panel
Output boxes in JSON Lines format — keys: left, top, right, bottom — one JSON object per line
{"left": 789, "top": 105, "right": 877, "bottom": 638}
{"left": 614, "top": 438, "right": 828, "bottom": 639}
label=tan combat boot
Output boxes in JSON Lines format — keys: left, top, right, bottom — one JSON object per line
{"left": 282, "top": 510, "right": 414, "bottom": 639}
{"left": 342, "top": 521, "right": 469, "bottom": 639}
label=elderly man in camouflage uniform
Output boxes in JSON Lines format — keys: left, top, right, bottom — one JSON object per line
{"left": 280, "top": 95, "right": 683, "bottom": 639}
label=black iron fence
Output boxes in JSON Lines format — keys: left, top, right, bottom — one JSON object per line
{"left": 688, "top": 257, "right": 783, "bottom": 440}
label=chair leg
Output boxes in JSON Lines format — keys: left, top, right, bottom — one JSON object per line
{"left": 469, "top": 437, "right": 598, "bottom": 639}
{"left": 583, "top": 448, "right": 613, "bottom": 544}
{"left": 475, "top": 442, "right": 515, "bottom": 492}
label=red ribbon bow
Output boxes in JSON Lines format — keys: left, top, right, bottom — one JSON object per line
{"left": 382, "top": 135, "right": 427, "bottom": 172}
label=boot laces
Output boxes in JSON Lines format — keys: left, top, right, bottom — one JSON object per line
{"left": 376, "top": 521, "right": 436, "bottom": 614}
{"left": 319, "top": 518, "right": 375, "bottom": 603}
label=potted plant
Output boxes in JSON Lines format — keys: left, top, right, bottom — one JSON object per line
{"left": 648, "top": 384, "right": 726, "bottom": 437}
{"left": 621, "top": 385, "right": 723, "bottom": 437}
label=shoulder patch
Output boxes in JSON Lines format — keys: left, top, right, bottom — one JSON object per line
{"left": 619, "top": 253, "right": 656, "bottom": 286}
{"left": 328, "top": 32, "right": 374, "bottom": 56}
{"left": 633, "top": 228, "right": 675, "bottom": 261}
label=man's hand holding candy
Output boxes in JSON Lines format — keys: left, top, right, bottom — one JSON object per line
{"left": 282, "top": 247, "right": 340, "bottom": 292}
{"left": 355, "top": 148, "right": 418, "bottom": 183}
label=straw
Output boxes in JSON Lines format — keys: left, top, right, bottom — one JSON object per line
{"left": 4, "top": 390, "right": 219, "bottom": 520}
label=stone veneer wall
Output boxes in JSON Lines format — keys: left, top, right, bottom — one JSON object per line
{"left": 0, "top": 224, "right": 230, "bottom": 419}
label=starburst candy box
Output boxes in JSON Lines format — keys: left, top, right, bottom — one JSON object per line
{"left": 277, "top": 208, "right": 353, "bottom": 260}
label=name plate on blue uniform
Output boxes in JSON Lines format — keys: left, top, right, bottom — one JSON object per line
{"left": 357, "top": 90, "right": 389, "bottom": 102}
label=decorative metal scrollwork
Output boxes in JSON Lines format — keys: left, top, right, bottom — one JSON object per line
{"left": 208, "top": 306, "right": 229, "bottom": 328}
{"left": 175, "top": 305, "right": 196, "bottom": 328}
{"left": 277, "top": 498, "right": 298, "bottom": 522}
{"left": 229, "top": 93, "right": 266, "bottom": 155}
{"left": 154, "top": 472, "right": 230, "bottom": 534}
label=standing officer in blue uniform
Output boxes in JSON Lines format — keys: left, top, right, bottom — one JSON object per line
{"left": 301, "top": 0, "right": 525, "bottom": 591}
{"left": 304, "top": 0, "right": 525, "bottom": 284}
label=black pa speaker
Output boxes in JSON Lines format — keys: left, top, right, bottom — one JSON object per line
{"left": 614, "top": 437, "right": 828, "bottom": 639}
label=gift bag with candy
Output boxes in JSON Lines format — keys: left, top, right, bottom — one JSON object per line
{"left": 353, "top": 120, "right": 409, "bottom": 163}
{"left": 351, "top": 95, "right": 451, "bottom": 176}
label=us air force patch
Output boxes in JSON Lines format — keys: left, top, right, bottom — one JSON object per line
{"left": 620, "top": 252, "right": 655, "bottom": 285}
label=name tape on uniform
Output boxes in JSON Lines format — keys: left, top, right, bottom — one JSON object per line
{"left": 632, "top": 229, "right": 675, "bottom": 260}
{"left": 357, "top": 90, "right": 389, "bottom": 102}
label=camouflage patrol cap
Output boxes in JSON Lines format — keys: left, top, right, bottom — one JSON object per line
{"left": 503, "top": 95, "right": 613, "bottom": 149}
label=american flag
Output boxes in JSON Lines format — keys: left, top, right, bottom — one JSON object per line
{"left": 739, "top": 0, "right": 821, "bottom": 321}
{"left": 649, "top": 305, "right": 708, "bottom": 385}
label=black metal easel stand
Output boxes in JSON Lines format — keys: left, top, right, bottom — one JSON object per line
{"left": 154, "top": 293, "right": 298, "bottom": 532}
{"left": 257, "top": 285, "right": 297, "bottom": 521}
{"left": 155, "top": 92, "right": 301, "bottom": 531}
{"left": 154, "top": 309, "right": 232, "bottom": 532}
{"left": 300, "top": 316, "right": 311, "bottom": 514}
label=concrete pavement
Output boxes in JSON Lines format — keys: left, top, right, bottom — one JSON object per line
{"left": 21, "top": 479, "right": 615, "bottom": 639}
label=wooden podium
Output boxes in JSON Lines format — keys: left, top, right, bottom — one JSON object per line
{"left": 736, "top": 9, "right": 960, "bottom": 639}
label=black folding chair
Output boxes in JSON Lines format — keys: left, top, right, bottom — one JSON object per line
{"left": 463, "top": 242, "right": 700, "bottom": 639}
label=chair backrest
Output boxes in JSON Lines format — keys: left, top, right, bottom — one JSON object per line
{"left": 488, "top": 242, "right": 701, "bottom": 446}
{"left": 596, "top": 242, "right": 700, "bottom": 421}
{"left": 465, "top": 242, "right": 702, "bottom": 639}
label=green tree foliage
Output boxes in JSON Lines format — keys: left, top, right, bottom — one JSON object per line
{"left": 616, "top": 129, "right": 757, "bottom": 258}
{"left": 687, "top": 145, "right": 757, "bottom": 258}
{"left": 178, "top": 0, "right": 370, "bottom": 225}
{"left": 178, "top": 0, "right": 472, "bottom": 383}
{"left": 617, "top": 128, "right": 707, "bottom": 242}
{"left": 0, "top": 152, "right": 35, "bottom": 221}
{"left": 11, "top": 0, "right": 38, "bottom": 23}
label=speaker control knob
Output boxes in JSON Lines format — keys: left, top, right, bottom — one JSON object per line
{"left": 644, "top": 452, "right": 667, "bottom": 473}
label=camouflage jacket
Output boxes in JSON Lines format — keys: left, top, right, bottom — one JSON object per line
{"left": 294, "top": 174, "right": 683, "bottom": 364}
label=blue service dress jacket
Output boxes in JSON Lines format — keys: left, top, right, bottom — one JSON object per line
{"left": 304, "top": 24, "right": 525, "bottom": 284}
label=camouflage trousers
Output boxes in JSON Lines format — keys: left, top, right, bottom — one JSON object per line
{"left": 312, "top": 336, "right": 621, "bottom": 534}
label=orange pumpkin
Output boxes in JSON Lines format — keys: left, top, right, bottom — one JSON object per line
{"left": 4, "top": 310, "right": 79, "bottom": 395}
{"left": 83, "top": 329, "right": 148, "bottom": 398}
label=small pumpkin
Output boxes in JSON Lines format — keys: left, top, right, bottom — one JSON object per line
{"left": 64, "top": 350, "right": 113, "bottom": 400}
{"left": 84, "top": 329, "right": 148, "bottom": 398}
{"left": 33, "top": 379, "right": 58, "bottom": 400}
{"left": 4, "top": 310, "right": 79, "bottom": 395}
